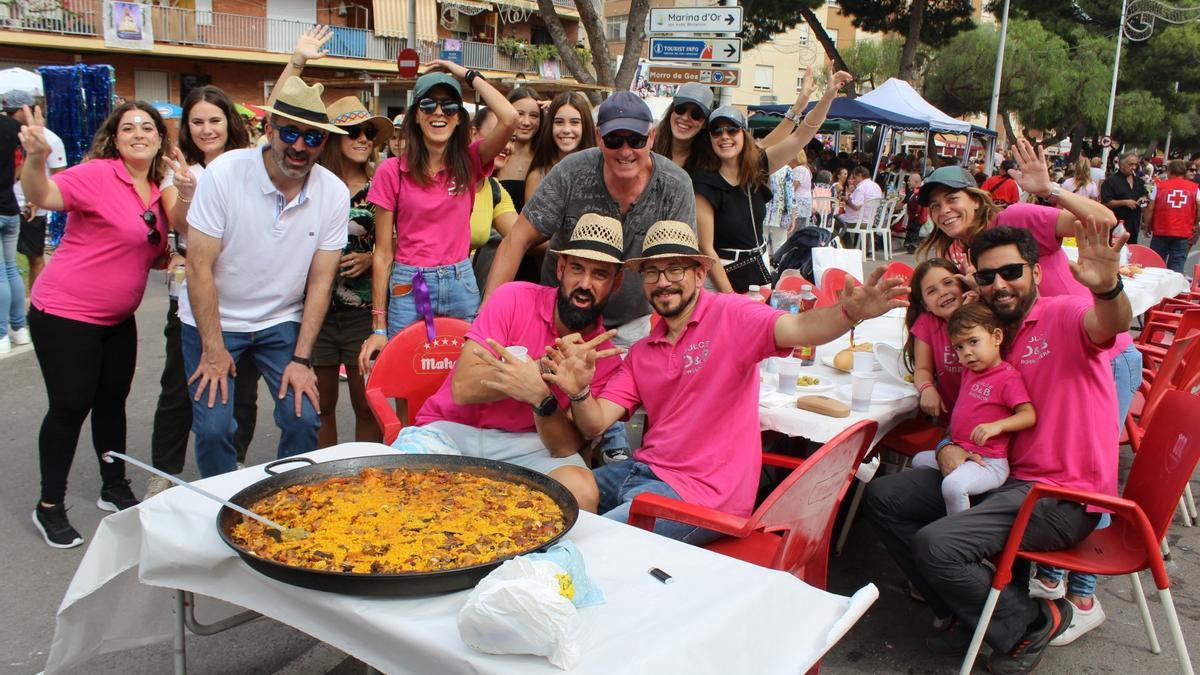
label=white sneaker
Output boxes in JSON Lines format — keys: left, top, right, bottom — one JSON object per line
{"left": 1050, "top": 597, "right": 1105, "bottom": 646}
{"left": 144, "top": 475, "right": 173, "bottom": 500}
{"left": 0, "top": 336, "right": 10, "bottom": 354}
{"left": 10, "top": 326, "right": 30, "bottom": 345}
{"left": 1028, "top": 575, "right": 1067, "bottom": 600}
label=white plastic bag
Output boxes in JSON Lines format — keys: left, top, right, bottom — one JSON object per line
{"left": 811, "top": 246, "right": 864, "bottom": 288}
{"left": 458, "top": 558, "right": 581, "bottom": 669}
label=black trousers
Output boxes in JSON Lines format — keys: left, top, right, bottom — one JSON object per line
{"left": 863, "top": 468, "right": 1099, "bottom": 653}
{"left": 150, "top": 298, "right": 258, "bottom": 474}
{"left": 28, "top": 306, "right": 136, "bottom": 504}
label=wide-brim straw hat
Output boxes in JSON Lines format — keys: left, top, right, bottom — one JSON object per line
{"left": 325, "top": 96, "right": 393, "bottom": 146}
{"left": 624, "top": 220, "right": 716, "bottom": 268}
{"left": 549, "top": 213, "right": 625, "bottom": 265}
{"left": 259, "top": 76, "right": 346, "bottom": 134}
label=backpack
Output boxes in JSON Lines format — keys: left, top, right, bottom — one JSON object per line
{"left": 770, "top": 226, "right": 834, "bottom": 285}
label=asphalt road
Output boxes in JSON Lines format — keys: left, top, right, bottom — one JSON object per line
{"left": 1, "top": 260, "right": 1197, "bottom": 675}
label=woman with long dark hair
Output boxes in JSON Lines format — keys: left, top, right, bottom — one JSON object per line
{"left": 496, "top": 86, "right": 542, "bottom": 214}
{"left": 524, "top": 91, "right": 595, "bottom": 204}
{"left": 19, "top": 101, "right": 170, "bottom": 547}
{"left": 650, "top": 82, "right": 715, "bottom": 172}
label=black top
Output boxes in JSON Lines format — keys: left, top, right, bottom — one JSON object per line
{"left": 0, "top": 115, "right": 21, "bottom": 216}
{"left": 1100, "top": 171, "right": 1149, "bottom": 231}
{"left": 500, "top": 178, "right": 526, "bottom": 215}
{"left": 691, "top": 155, "right": 773, "bottom": 253}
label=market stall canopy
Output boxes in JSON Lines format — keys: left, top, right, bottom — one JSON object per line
{"left": 749, "top": 97, "right": 929, "bottom": 132}
{"left": 971, "top": 124, "right": 998, "bottom": 138}
{"left": 748, "top": 114, "right": 851, "bottom": 134}
{"left": 857, "top": 78, "right": 973, "bottom": 134}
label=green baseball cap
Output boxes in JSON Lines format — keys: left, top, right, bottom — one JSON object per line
{"left": 413, "top": 72, "right": 462, "bottom": 104}
{"left": 918, "top": 166, "right": 976, "bottom": 206}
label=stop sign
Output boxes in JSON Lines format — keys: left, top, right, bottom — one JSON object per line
{"left": 397, "top": 48, "right": 420, "bottom": 78}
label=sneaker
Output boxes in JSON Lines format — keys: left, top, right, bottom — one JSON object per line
{"left": 1028, "top": 575, "right": 1066, "bottom": 600}
{"left": 32, "top": 503, "right": 84, "bottom": 549}
{"left": 97, "top": 479, "right": 140, "bottom": 512}
{"left": 926, "top": 619, "right": 972, "bottom": 657}
{"left": 602, "top": 448, "right": 630, "bottom": 464}
{"left": 1049, "top": 597, "right": 1105, "bottom": 646}
{"left": 0, "top": 336, "right": 10, "bottom": 354}
{"left": 144, "top": 475, "right": 173, "bottom": 500}
{"left": 10, "top": 326, "right": 30, "bottom": 345}
{"left": 986, "top": 597, "right": 1073, "bottom": 674}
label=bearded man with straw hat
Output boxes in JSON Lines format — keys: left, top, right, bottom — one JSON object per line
{"left": 180, "top": 76, "right": 350, "bottom": 477}
{"left": 544, "top": 220, "right": 910, "bottom": 542}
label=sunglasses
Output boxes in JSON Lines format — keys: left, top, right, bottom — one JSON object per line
{"left": 270, "top": 121, "right": 327, "bottom": 148}
{"left": 344, "top": 124, "right": 380, "bottom": 141}
{"left": 142, "top": 210, "right": 161, "bottom": 246}
{"left": 973, "top": 262, "right": 1028, "bottom": 287}
{"left": 673, "top": 103, "right": 705, "bottom": 121}
{"left": 601, "top": 133, "right": 648, "bottom": 150}
{"left": 417, "top": 97, "right": 462, "bottom": 116}
{"left": 708, "top": 125, "right": 740, "bottom": 138}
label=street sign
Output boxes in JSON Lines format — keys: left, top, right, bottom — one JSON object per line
{"left": 1100, "top": 135, "right": 1113, "bottom": 148}
{"left": 649, "top": 37, "right": 742, "bottom": 64}
{"left": 646, "top": 65, "right": 740, "bottom": 87}
{"left": 647, "top": 6, "right": 743, "bottom": 34}
{"left": 439, "top": 38, "right": 463, "bottom": 65}
{"left": 396, "top": 48, "right": 420, "bottom": 78}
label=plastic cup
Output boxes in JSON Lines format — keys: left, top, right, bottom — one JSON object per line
{"left": 504, "top": 345, "right": 529, "bottom": 362}
{"left": 852, "top": 350, "right": 876, "bottom": 373}
{"left": 764, "top": 356, "right": 781, "bottom": 374}
{"left": 851, "top": 372, "right": 877, "bottom": 412}
{"left": 777, "top": 357, "right": 804, "bottom": 395}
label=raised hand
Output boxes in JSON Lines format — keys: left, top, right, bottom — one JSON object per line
{"left": 477, "top": 339, "right": 551, "bottom": 406}
{"left": 292, "top": 25, "right": 332, "bottom": 64}
{"left": 167, "top": 146, "right": 196, "bottom": 200}
{"left": 1068, "top": 214, "right": 1125, "bottom": 294}
{"left": 839, "top": 266, "right": 910, "bottom": 323}
{"left": 17, "top": 105, "right": 50, "bottom": 158}
{"left": 827, "top": 70, "right": 853, "bottom": 95}
{"left": 543, "top": 330, "right": 621, "bottom": 397}
{"left": 1009, "top": 137, "right": 1052, "bottom": 199}
{"left": 425, "top": 59, "right": 469, "bottom": 79}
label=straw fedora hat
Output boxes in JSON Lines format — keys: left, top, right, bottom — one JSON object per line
{"left": 625, "top": 220, "right": 716, "bottom": 268}
{"left": 549, "top": 213, "right": 625, "bottom": 265}
{"left": 259, "top": 76, "right": 346, "bottom": 134}
{"left": 325, "top": 96, "right": 393, "bottom": 146}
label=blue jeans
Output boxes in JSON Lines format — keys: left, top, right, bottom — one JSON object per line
{"left": 182, "top": 321, "right": 319, "bottom": 477}
{"left": 1149, "top": 235, "right": 1191, "bottom": 274}
{"left": 387, "top": 259, "right": 479, "bottom": 336}
{"left": 595, "top": 460, "right": 721, "bottom": 545}
{"left": 0, "top": 214, "right": 27, "bottom": 336}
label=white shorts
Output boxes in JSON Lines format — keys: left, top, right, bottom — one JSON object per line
{"left": 423, "top": 421, "right": 586, "bottom": 476}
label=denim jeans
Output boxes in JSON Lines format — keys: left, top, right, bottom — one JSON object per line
{"left": 594, "top": 460, "right": 721, "bottom": 545}
{"left": 1149, "top": 235, "right": 1191, "bottom": 274}
{"left": 182, "top": 320, "right": 319, "bottom": 477}
{"left": 0, "top": 214, "right": 27, "bottom": 336}
{"left": 386, "top": 258, "right": 479, "bottom": 336}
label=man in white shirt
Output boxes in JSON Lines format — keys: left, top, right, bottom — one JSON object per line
{"left": 181, "top": 77, "right": 349, "bottom": 477}
{"left": 4, "top": 91, "right": 65, "bottom": 288}
{"left": 1089, "top": 156, "right": 1105, "bottom": 183}
{"left": 837, "top": 166, "right": 883, "bottom": 247}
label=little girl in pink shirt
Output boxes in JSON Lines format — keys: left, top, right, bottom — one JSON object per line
{"left": 911, "top": 303, "right": 1036, "bottom": 514}
{"left": 904, "top": 258, "right": 968, "bottom": 416}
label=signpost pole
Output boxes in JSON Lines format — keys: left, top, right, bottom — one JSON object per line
{"left": 718, "top": 0, "right": 737, "bottom": 106}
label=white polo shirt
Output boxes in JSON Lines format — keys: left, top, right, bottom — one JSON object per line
{"left": 178, "top": 147, "right": 349, "bottom": 332}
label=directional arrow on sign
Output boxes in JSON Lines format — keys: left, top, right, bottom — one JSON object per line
{"left": 646, "top": 66, "right": 741, "bottom": 87}
{"left": 647, "top": 7, "right": 744, "bottom": 34}
{"left": 648, "top": 37, "right": 742, "bottom": 64}
{"left": 723, "top": 43, "right": 737, "bottom": 58}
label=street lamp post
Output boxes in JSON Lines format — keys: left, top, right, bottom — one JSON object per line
{"left": 986, "top": 0, "right": 1011, "bottom": 133}
{"left": 1101, "top": 0, "right": 1130, "bottom": 172}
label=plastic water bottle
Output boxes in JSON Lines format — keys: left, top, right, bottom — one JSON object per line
{"left": 747, "top": 285, "right": 766, "bottom": 303}
{"left": 793, "top": 285, "right": 820, "bottom": 366}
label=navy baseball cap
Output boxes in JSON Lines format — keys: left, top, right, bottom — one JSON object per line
{"left": 597, "top": 91, "right": 654, "bottom": 137}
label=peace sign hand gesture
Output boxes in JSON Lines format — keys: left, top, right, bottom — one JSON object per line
{"left": 166, "top": 146, "right": 197, "bottom": 200}
{"left": 17, "top": 105, "right": 50, "bottom": 159}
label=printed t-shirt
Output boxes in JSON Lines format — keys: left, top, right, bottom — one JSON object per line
{"left": 949, "top": 362, "right": 1031, "bottom": 458}
{"left": 598, "top": 291, "right": 790, "bottom": 517}
{"left": 367, "top": 140, "right": 493, "bottom": 267}
{"left": 911, "top": 312, "right": 963, "bottom": 410}
{"left": 415, "top": 282, "right": 620, "bottom": 434}
{"left": 31, "top": 158, "right": 167, "bottom": 325}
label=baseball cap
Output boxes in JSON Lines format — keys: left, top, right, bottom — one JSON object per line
{"left": 0, "top": 89, "right": 35, "bottom": 109}
{"left": 413, "top": 73, "right": 462, "bottom": 103}
{"left": 672, "top": 83, "right": 714, "bottom": 118}
{"left": 707, "top": 105, "right": 746, "bottom": 129}
{"left": 597, "top": 91, "right": 654, "bottom": 137}
{"left": 918, "top": 166, "right": 976, "bottom": 206}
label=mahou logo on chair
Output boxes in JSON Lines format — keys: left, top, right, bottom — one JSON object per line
{"left": 415, "top": 337, "right": 465, "bottom": 374}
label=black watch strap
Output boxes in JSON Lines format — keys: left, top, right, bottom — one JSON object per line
{"left": 291, "top": 355, "right": 313, "bottom": 368}
{"left": 1093, "top": 277, "right": 1124, "bottom": 301}
{"left": 532, "top": 393, "right": 558, "bottom": 417}
{"left": 465, "top": 69, "right": 483, "bottom": 87}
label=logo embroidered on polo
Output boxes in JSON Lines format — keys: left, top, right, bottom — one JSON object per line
{"left": 943, "top": 347, "right": 962, "bottom": 371}
{"left": 1020, "top": 334, "right": 1051, "bottom": 365}
{"left": 969, "top": 381, "right": 994, "bottom": 401}
{"left": 681, "top": 339, "right": 711, "bottom": 375}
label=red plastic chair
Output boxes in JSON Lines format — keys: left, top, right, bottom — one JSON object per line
{"left": 364, "top": 317, "right": 471, "bottom": 444}
{"left": 776, "top": 273, "right": 814, "bottom": 294}
{"left": 820, "top": 267, "right": 858, "bottom": 303}
{"left": 1128, "top": 243, "right": 1167, "bottom": 268}
{"left": 878, "top": 415, "right": 948, "bottom": 463}
{"left": 883, "top": 261, "right": 914, "bottom": 286}
{"left": 627, "top": 420, "right": 877, "bottom": 591}
{"left": 1126, "top": 332, "right": 1200, "bottom": 453}
{"left": 1136, "top": 309, "right": 1200, "bottom": 372}
{"left": 960, "top": 390, "right": 1200, "bottom": 675}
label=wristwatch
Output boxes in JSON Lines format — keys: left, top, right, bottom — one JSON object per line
{"left": 465, "top": 69, "right": 484, "bottom": 88}
{"left": 532, "top": 393, "right": 559, "bottom": 417}
{"left": 290, "top": 355, "right": 313, "bottom": 368}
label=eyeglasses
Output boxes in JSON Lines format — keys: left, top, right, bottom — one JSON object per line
{"left": 673, "top": 103, "right": 705, "bottom": 121}
{"left": 641, "top": 264, "right": 697, "bottom": 284}
{"left": 270, "top": 121, "right": 327, "bottom": 148}
{"left": 344, "top": 124, "right": 380, "bottom": 141}
{"left": 973, "top": 262, "right": 1028, "bottom": 287}
{"left": 708, "top": 125, "right": 740, "bottom": 138}
{"left": 142, "top": 210, "right": 161, "bottom": 246}
{"left": 416, "top": 97, "right": 462, "bottom": 116}
{"left": 601, "top": 133, "right": 648, "bottom": 150}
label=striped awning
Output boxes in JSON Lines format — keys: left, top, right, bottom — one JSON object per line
{"left": 444, "top": 0, "right": 493, "bottom": 11}
{"left": 374, "top": 0, "right": 438, "bottom": 42}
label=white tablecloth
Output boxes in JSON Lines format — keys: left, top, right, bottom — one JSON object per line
{"left": 44, "top": 444, "right": 878, "bottom": 675}
{"left": 1122, "top": 268, "right": 1189, "bottom": 316}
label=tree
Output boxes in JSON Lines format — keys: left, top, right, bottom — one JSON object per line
{"left": 840, "top": 36, "right": 905, "bottom": 91}
{"left": 836, "top": 0, "right": 975, "bottom": 82}
{"left": 535, "top": 0, "right": 651, "bottom": 93}
{"left": 742, "top": 0, "right": 855, "bottom": 92}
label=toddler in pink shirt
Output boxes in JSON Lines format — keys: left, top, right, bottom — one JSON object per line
{"left": 912, "top": 303, "right": 1036, "bottom": 514}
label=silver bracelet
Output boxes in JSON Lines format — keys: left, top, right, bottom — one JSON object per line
{"left": 567, "top": 385, "right": 591, "bottom": 403}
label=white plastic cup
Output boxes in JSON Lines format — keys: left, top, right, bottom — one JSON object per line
{"left": 765, "top": 356, "right": 781, "bottom": 374}
{"left": 504, "top": 345, "right": 529, "bottom": 362}
{"left": 850, "top": 372, "right": 877, "bottom": 412}
{"left": 852, "top": 350, "right": 876, "bottom": 373}
{"left": 777, "top": 357, "right": 804, "bottom": 395}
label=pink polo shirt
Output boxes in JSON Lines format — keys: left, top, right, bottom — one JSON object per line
{"left": 415, "top": 282, "right": 620, "bottom": 433}
{"left": 599, "top": 291, "right": 790, "bottom": 517}
{"left": 31, "top": 158, "right": 167, "bottom": 325}
{"left": 911, "top": 312, "right": 964, "bottom": 410}
{"left": 367, "top": 140, "right": 493, "bottom": 268}
{"left": 1005, "top": 295, "right": 1118, "bottom": 499}
{"left": 949, "top": 362, "right": 1031, "bottom": 459}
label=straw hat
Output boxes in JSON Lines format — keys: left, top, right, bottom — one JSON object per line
{"left": 259, "top": 76, "right": 346, "bottom": 134}
{"left": 624, "top": 220, "right": 716, "bottom": 268}
{"left": 324, "top": 96, "right": 393, "bottom": 146}
{"left": 549, "top": 213, "right": 625, "bottom": 265}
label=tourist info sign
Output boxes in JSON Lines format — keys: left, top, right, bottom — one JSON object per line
{"left": 649, "top": 37, "right": 742, "bottom": 64}
{"left": 646, "top": 66, "right": 740, "bottom": 87}
{"left": 647, "top": 6, "right": 744, "bottom": 34}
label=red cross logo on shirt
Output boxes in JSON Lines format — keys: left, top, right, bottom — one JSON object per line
{"left": 1167, "top": 188, "right": 1189, "bottom": 209}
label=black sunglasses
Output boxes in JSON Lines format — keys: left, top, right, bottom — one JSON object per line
{"left": 673, "top": 103, "right": 705, "bottom": 121}
{"left": 344, "top": 124, "right": 380, "bottom": 141}
{"left": 973, "top": 262, "right": 1028, "bottom": 287}
{"left": 142, "top": 210, "right": 161, "bottom": 246}
{"left": 417, "top": 97, "right": 462, "bottom": 116}
{"left": 708, "top": 125, "right": 740, "bottom": 138}
{"left": 270, "top": 121, "right": 327, "bottom": 148}
{"left": 601, "top": 133, "right": 649, "bottom": 150}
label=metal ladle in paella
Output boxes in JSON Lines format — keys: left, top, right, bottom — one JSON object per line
{"left": 229, "top": 467, "right": 567, "bottom": 574}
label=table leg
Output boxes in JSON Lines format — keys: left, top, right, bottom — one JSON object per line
{"left": 173, "top": 590, "right": 187, "bottom": 675}
{"left": 182, "top": 591, "right": 262, "bottom": 635}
